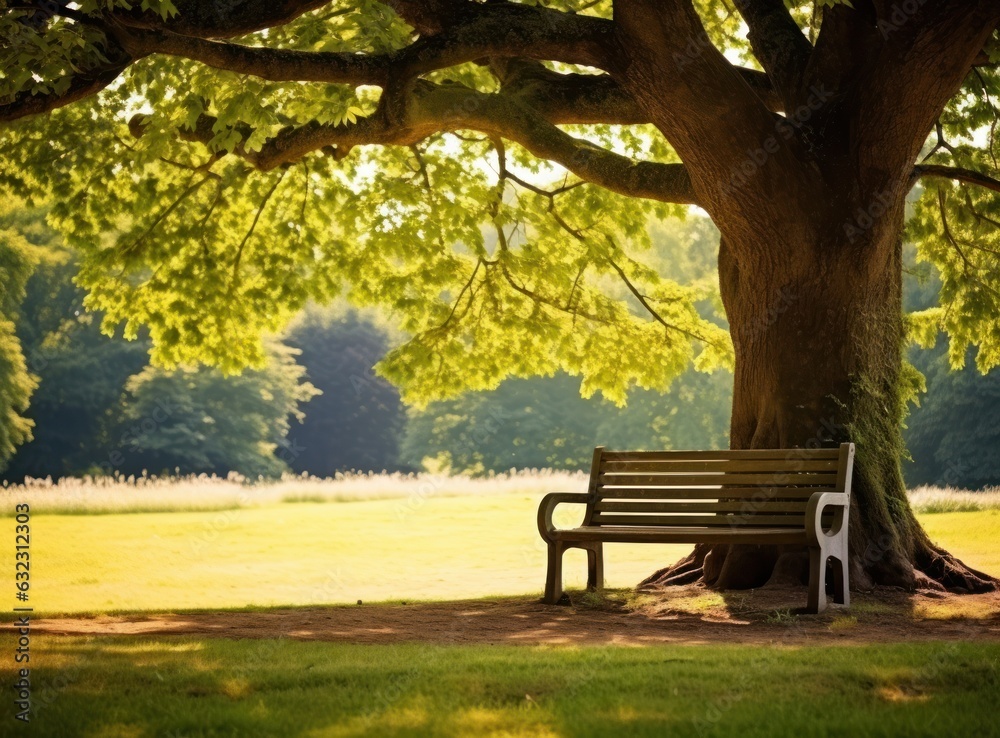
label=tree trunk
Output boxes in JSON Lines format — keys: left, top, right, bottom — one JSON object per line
{"left": 608, "top": 0, "right": 1000, "bottom": 599}
{"left": 641, "top": 217, "right": 997, "bottom": 596}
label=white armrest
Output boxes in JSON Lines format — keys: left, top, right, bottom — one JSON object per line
{"left": 805, "top": 491, "right": 849, "bottom": 547}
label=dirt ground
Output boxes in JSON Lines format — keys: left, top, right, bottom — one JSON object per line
{"left": 27, "top": 586, "right": 1000, "bottom": 646}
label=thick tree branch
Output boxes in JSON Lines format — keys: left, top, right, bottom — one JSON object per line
{"left": 853, "top": 1, "right": 1000, "bottom": 199}
{"left": 5, "top": 0, "right": 781, "bottom": 132}
{"left": 805, "top": 0, "right": 879, "bottom": 95}
{"left": 382, "top": 0, "right": 473, "bottom": 35}
{"left": 612, "top": 0, "right": 821, "bottom": 243}
{"left": 913, "top": 164, "right": 1000, "bottom": 195}
{"left": 108, "top": 1, "right": 616, "bottom": 84}
{"left": 493, "top": 58, "right": 782, "bottom": 124}
{"left": 0, "top": 58, "right": 131, "bottom": 123}
{"left": 138, "top": 81, "right": 698, "bottom": 205}
{"left": 109, "top": 0, "right": 333, "bottom": 39}
{"left": 733, "top": 0, "right": 813, "bottom": 106}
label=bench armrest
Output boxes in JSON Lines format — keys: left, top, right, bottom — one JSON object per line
{"left": 805, "top": 491, "right": 850, "bottom": 547}
{"left": 537, "top": 493, "right": 591, "bottom": 542}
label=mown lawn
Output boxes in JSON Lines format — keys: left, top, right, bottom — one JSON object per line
{"left": 1, "top": 636, "right": 996, "bottom": 738}
{"left": 7, "top": 493, "right": 997, "bottom": 614}
{"left": 13, "top": 493, "right": 691, "bottom": 613}
{"left": 2, "top": 493, "right": 997, "bottom": 737}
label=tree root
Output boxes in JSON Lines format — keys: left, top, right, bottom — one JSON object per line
{"left": 640, "top": 542, "right": 998, "bottom": 595}
{"left": 638, "top": 548, "right": 705, "bottom": 589}
{"left": 915, "top": 541, "right": 997, "bottom": 594}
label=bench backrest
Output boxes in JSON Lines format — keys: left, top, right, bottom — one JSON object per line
{"left": 584, "top": 443, "right": 854, "bottom": 529}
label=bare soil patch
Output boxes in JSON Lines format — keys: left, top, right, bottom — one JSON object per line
{"left": 24, "top": 586, "right": 1000, "bottom": 647}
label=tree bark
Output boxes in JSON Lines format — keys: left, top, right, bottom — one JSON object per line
{"left": 641, "top": 212, "right": 998, "bottom": 595}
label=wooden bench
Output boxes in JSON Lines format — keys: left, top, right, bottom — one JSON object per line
{"left": 537, "top": 443, "right": 854, "bottom": 613}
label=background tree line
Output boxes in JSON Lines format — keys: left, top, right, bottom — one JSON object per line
{"left": 0, "top": 206, "right": 995, "bottom": 488}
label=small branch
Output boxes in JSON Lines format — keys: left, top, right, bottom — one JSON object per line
{"left": 937, "top": 188, "right": 1000, "bottom": 303}
{"left": 119, "top": 174, "right": 213, "bottom": 257}
{"left": 435, "top": 259, "right": 482, "bottom": 331}
{"left": 606, "top": 253, "right": 713, "bottom": 344}
{"left": 229, "top": 168, "right": 288, "bottom": 293}
{"left": 920, "top": 121, "right": 958, "bottom": 163}
{"left": 503, "top": 170, "right": 585, "bottom": 199}
{"left": 914, "top": 164, "right": 1000, "bottom": 194}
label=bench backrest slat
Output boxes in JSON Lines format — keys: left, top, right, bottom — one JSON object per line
{"left": 591, "top": 513, "right": 825, "bottom": 528}
{"left": 596, "top": 486, "right": 838, "bottom": 500}
{"left": 599, "top": 472, "right": 839, "bottom": 487}
{"left": 588, "top": 444, "right": 853, "bottom": 530}
{"left": 600, "top": 449, "right": 842, "bottom": 461}
{"left": 595, "top": 501, "right": 812, "bottom": 514}
{"left": 600, "top": 459, "right": 839, "bottom": 473}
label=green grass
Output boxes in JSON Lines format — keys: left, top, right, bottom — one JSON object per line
{"left": 5, "top": 496, "right": 997, "bottom": 615}
{"left": 2, "top": 492, "right": 997, "bottom": 736}
{"left": 2, "top": 636, "right": 996, "bottom": 737}
{"left": 10, "top": 494, "right": 690, "bottom": 614}
{"left": 918, "top": 510, "right": 1000, "bottom": 576}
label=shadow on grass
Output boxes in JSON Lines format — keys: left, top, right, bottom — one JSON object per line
{"left": 7, "top": 630, "right": 1000, "bottom": 738}
{"left": 22, "top": 585, "right": 1000, "bottom": 649}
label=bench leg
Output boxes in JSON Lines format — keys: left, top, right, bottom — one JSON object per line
{"left": 807, "top": 547, "right": 827, "bottom": 614}
{"left": 832, "top": 555, "right": 849, "bottom": 607}
{"left": 586, "top": 543, "right": 604, "bottom": 592}
{"left": 544, "top": 542, "right": 567, "bottom": 604}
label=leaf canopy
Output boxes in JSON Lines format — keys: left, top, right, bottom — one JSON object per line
{"left": 1, "top": 0, "right": 998, "bottom": 406}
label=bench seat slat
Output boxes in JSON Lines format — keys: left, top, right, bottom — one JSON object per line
{"left": 591, "top": 513, "right": 811, "bottom": 527}
{"left": 550, "top": 525, "right": 809, "bottom": 545}
{"left": 600, "top": 459, "right": 839, "bottom": 473}
{"left": 594, "top": 500, "right": 811, "bottom": 514}
{"left": 598, "top": 472, "right": 838, "bottom": 487}
{"left": 600, "top": 449, "right": 841, "bottom": 461}
{"left": 597, "top": 486, "right": 837, "bottom": 499}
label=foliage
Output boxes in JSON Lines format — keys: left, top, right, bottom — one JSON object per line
{"left": 905, "top": 346, "right": 1000, "bottom": 488}
{"left": 0, "top": 1, "right": 737, "bottom": 407}
{"left": 0, "top": 208, "right": 38, "bottom": 469}
{"left": 110, "top": 342, "right": 317, "bottom": 478}
{"left": 901, "top": 243, "right": 1000, "bottom": 488}
{"left": 906, "top": 67, "right": 1000, "bottom": 373}
{"left": 1, "top": 215, "right": 150, "bottom": 481}
{"left": 402, "top": 369, "right": 731, "bottom": 474}
{"left": 401, "top": 213, "right": 730, "bottom": 473}
{"left": 1, "top": 208, "right": 319, "bottom": 480}
{"left": 1, "top": 2, "right": 999, "bottom": 494}
{"left": 284, "top": 306, "right": 408, "bottom": 474}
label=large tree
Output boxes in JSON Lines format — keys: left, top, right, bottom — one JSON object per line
{"left": 2, "top": 0, "right": 999, "bottom": 593}
{"left": 0, "top": 208, "right": 37, "bottom": 470}
{"left": 284, "top": 306, "right": 408, "bottom": 475}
